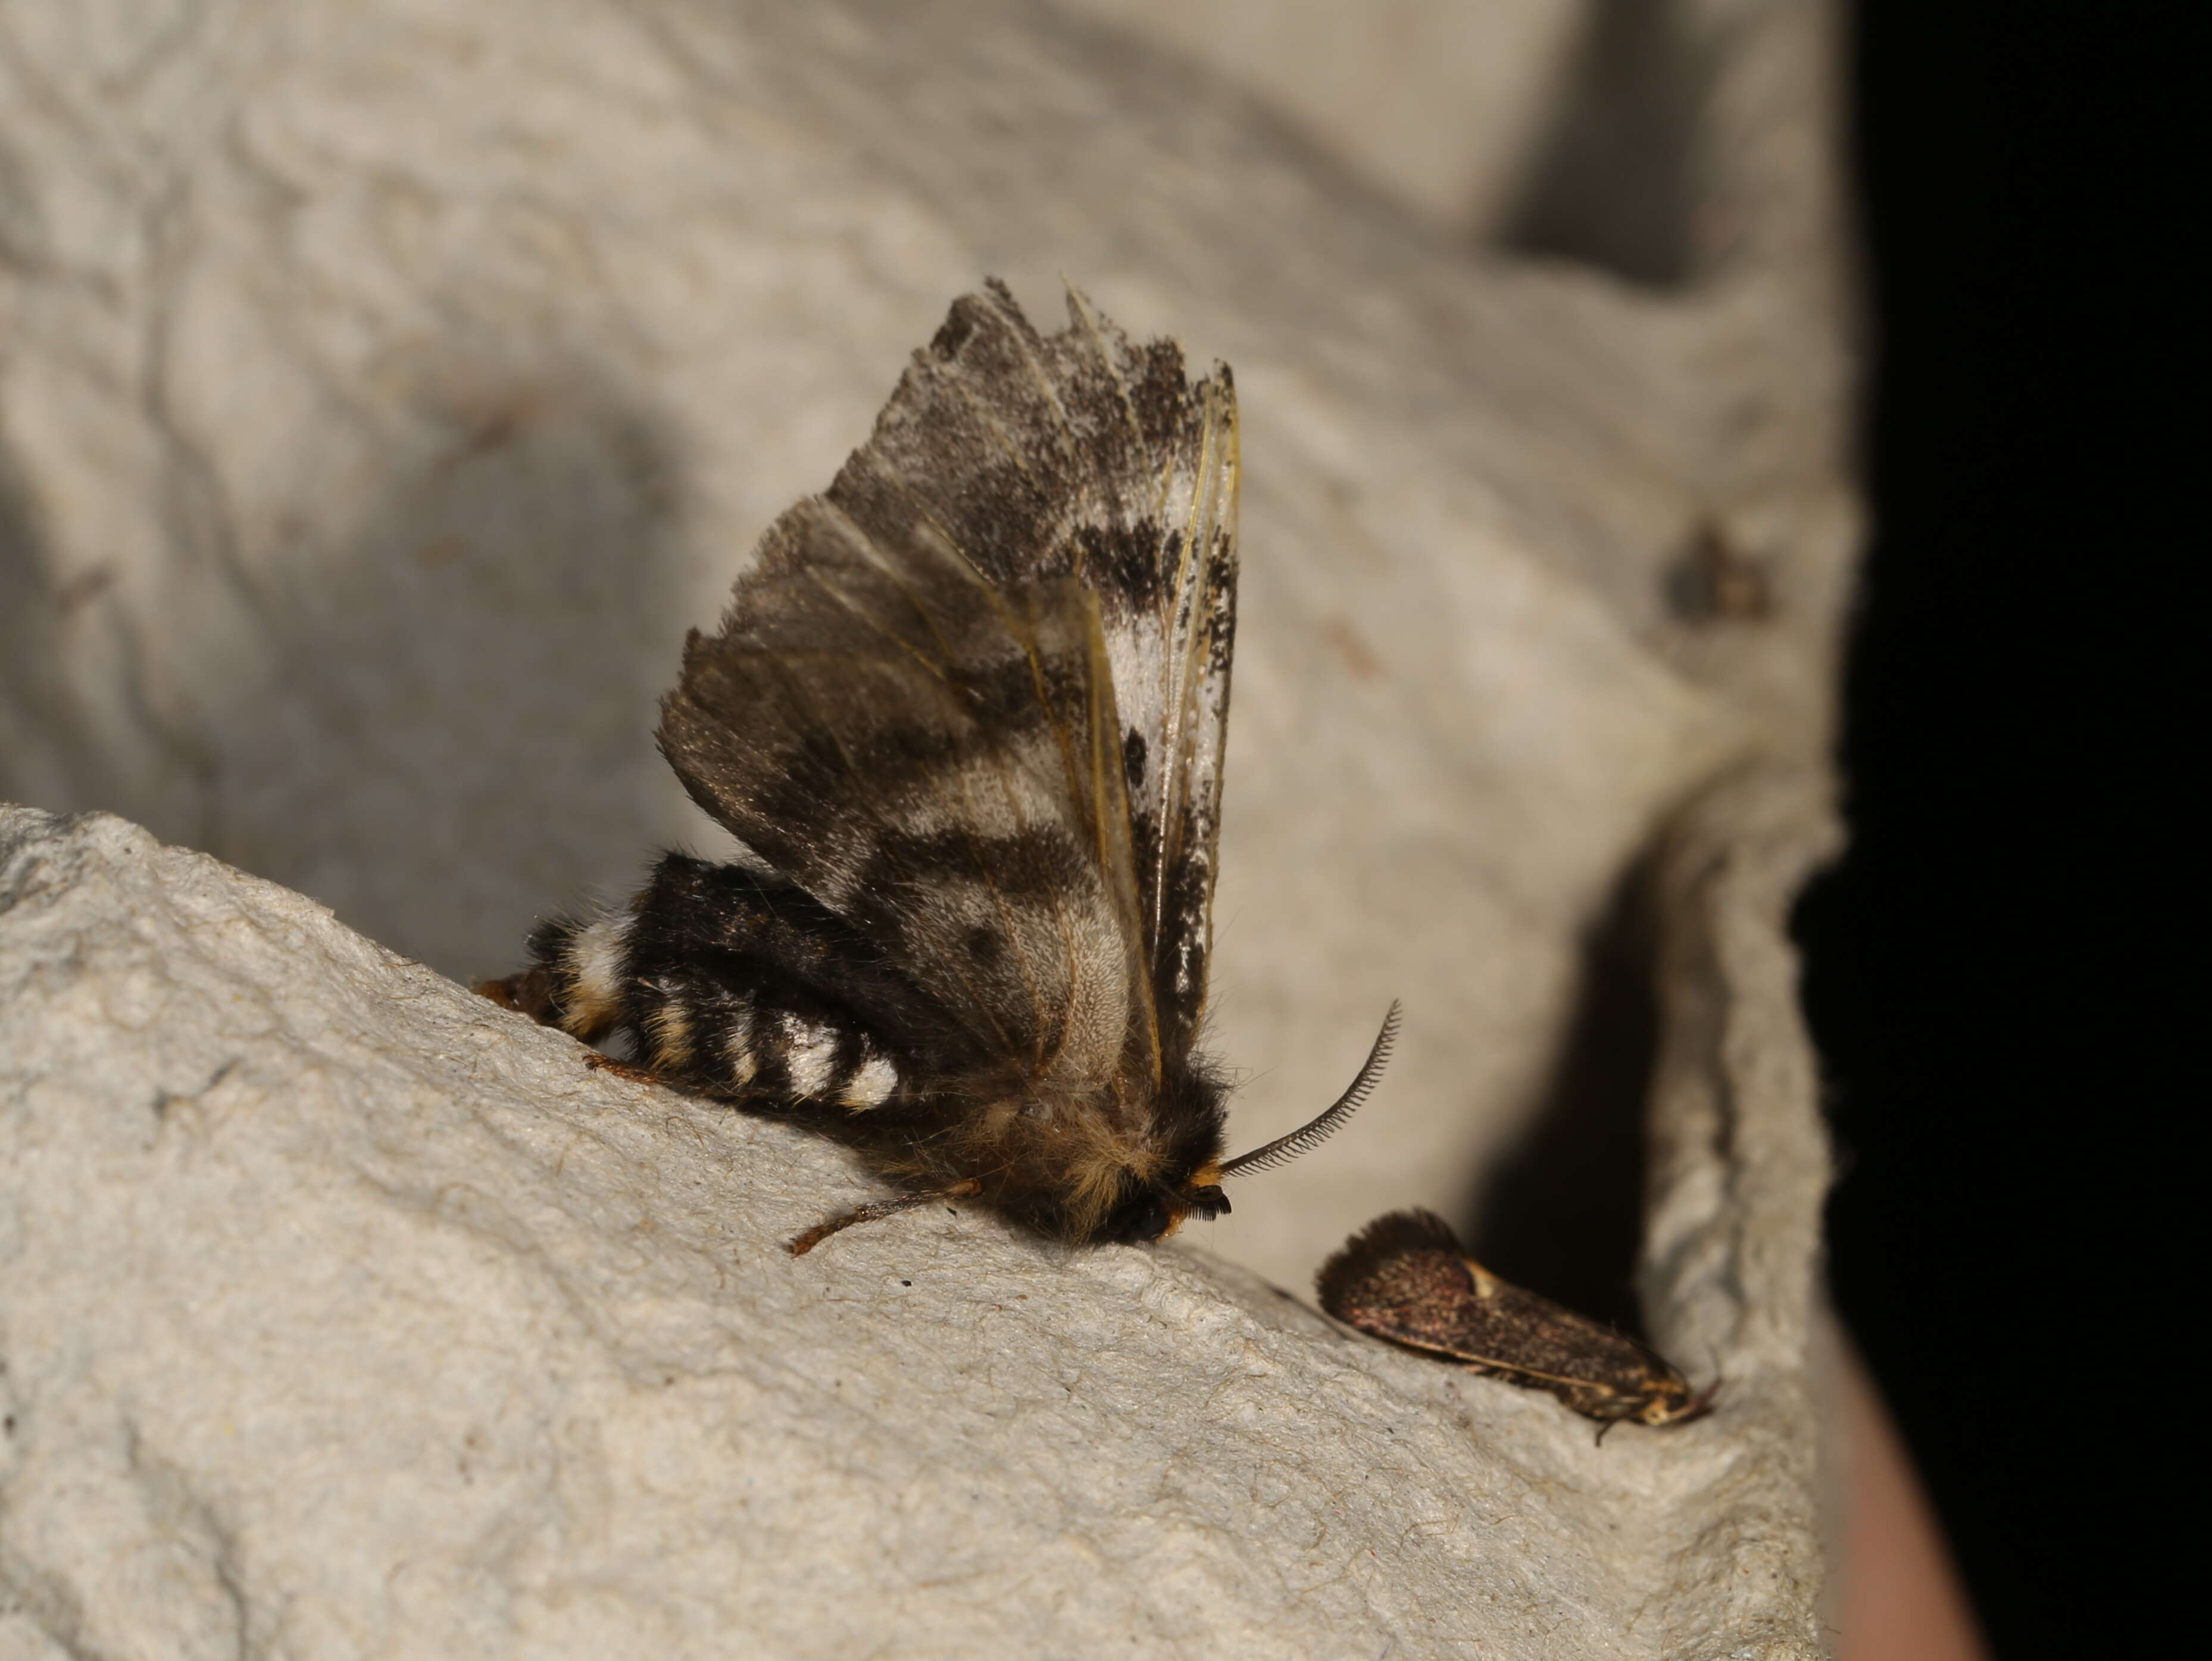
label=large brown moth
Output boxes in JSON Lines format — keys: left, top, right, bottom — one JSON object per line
{"left": 1317, "top": 1210, "right": 1717, "bottom": 1436}
{"left": 482, "top": 281, "right": 1395, "bottom": 1253}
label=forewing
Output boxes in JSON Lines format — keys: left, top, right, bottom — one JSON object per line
{"left": 817, "top": 282, "right": 1241, "bottom": 1062}
{"left": 660, "top": 500, "right": 1157, "bottom": 1097}
{"left": 1317, "top": 1214, "right": 1498, "bottom": 1362}
{"left": 1316, "top": 1213, "right": 1674, "bottom": 1398}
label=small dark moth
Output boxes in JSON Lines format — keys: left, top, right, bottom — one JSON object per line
{"left": 1316, "top": 1210, "right": 1717, "bottom": 1437}
{"left": 1664, "top": 518, "right": 1774, "bottom": 623}
{"left": 481, "top": 281, "right": 1396, "bottom": 1253}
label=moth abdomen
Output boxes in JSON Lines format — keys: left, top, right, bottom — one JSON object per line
{"left": 483, "top": 851, "right": 929, "bottom": 1121}
{"left": 618, "top": 852, "right": 938, "bottom": 1113}
{"left": 636, "top": 977, "right": 906, "bottom": 1112}
{"left": 474, "top": 911, "right": 637, "bottom": 1041}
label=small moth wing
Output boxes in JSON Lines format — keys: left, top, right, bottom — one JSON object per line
{"left": 667, "top": 282, "right": 1237, "bottom": 1068}
{"left": 1317, "top": 1210, "right": 1701, "bottom": 1424}
{"left": 1315, "top": 1209, "right": 1496, "bottom": 1361}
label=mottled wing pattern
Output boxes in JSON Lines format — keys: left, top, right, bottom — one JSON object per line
{"left": 842, "top": 281, "right": 1239, "bottom": 1059}
{"left": 1316, "top": 1210, "right": 1494, "bottom": 1360}
{"left": 661, "top": 516, "right": 1155, "bottom": 1097}
{"left": 663, "top": 282, "right": 1238, "bottom": 1081}
{"left": 1316, "top": 1210, "right": 1621, "bottom": 1380}
{"left": 1316, "top": 1212, "right": 1701, "bottom": 1427}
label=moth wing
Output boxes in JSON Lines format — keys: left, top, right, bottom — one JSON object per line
{"left": 1317, "top": 1212, "right": 1500, "bottom": 1362}
{"left": 1323, "top": 1249, "right": 1559, "bottom": 1377}
{"left": 659, "top": 499, "right": 1160, "bottom": 1097}
{"left": 1316, "top": 1213, "right": 1667, "bottom": 1394}
{"left": 810, "top": 282, "right": 1239, "bottom": 1062}
{"left": 1091, "top": 309, "right": 1239, "bottom": 1066}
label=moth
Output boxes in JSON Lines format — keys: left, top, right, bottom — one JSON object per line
{"left": 1316, "top": 1210, "right": 1717, "bottom": 1435}
{"left": 1665, "top": 518, "right": 1773, "bottom": 623}
{"left": 481, "top": 281, "right": 1396, "bottom": 1253}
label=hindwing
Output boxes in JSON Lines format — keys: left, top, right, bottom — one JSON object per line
{"left": 660, "top": 283, "right": 1238, "bottom": 1090}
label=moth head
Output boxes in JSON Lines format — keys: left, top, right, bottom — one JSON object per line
{"left": 1098, "top": 1003, "right": 1399, "bottom": 1244}
{"left": 1186, "top": 1183, "right": 1230, "bottom": 1220}
{"left": 1638, "top": 1373, "right": 1723, "bottom": 1428}
{"left": 1098, "top": 1097, "right": 1236, "bottom": 1245}
{"left": 1099, "top": 1178, "right": 1230, "bottom": 1244}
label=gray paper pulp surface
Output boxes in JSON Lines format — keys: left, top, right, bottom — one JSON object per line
{"left": 0, "top": 797, "right": 1832, "bottom": 1659}
{"left": 0, "top": 1, "right": 1855, "bottom": 1654}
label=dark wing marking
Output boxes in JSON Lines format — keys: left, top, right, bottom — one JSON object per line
{"left": 1064, "top": 294, "right": 1241, "bottom": 1068}
{"left": 799, "top": 281, "right": 1239, "bottom": 1065}
{"left": 660, "top": 483, "right": 1158, "bottom": 1099}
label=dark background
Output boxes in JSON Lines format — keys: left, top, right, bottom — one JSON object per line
{"left": 1458, "top": 8, "right": 2128, "bottom": 1651}
{"left": 1795, "top": 6, "right": 2124, "bottom": 1654}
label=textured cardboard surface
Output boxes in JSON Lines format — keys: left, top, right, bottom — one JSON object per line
{"left": 1, "top": 2, "right": 1853, "bottom": 1653}
{"left": 1, "top": 797, "right": 1830, "bottom": 1659}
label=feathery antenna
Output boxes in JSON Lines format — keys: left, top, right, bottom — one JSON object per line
{"left": 1219, "top": 1001, "right": 1400, "bottom": 1178}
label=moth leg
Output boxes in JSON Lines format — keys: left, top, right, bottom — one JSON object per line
{"left": 788, "top": 1180, "right": 983, "bottom": 1256}
{"left": 1592, "top": 1399, "right": 1654, "bottom": 1444}
{"left": 580, "top": 1050, "right": 752, "bottom": 1099}
{"left": 583, "top": 1053, "right": 671, "bottom": 1087}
